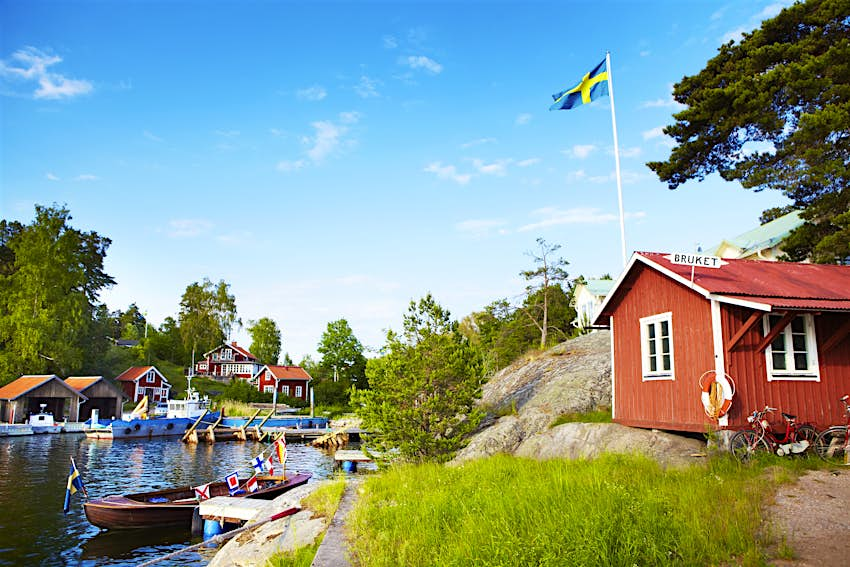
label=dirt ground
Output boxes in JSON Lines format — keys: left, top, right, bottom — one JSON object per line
{"left": 767, "top": 467, "right": 850, "bottom": 566}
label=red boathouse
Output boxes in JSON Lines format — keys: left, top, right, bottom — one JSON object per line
{"left": 594, "top": 252, "right": 850, "bottom": 433}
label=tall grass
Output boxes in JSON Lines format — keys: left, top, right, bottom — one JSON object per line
{"left": 348, "top": 454, "right": 784, "bottom": 566}
{"left": 550, "top": 407, "right": 612, "bottom": 427}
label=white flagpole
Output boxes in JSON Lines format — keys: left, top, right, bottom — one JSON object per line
{"left": 606, "top": 51, "right": 627, "bottom": 267}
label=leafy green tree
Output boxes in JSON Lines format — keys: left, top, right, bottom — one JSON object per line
{"left": 647, "top": 0, "right": 850, "bottom": 263}
{"left": 353, "top": 294, "right": 484, "bottom": 463}
{"left": 520, "top": 238, "right": 570, "bottom": 348}
{"left": 178, "top": 278, "right": 239, "bottom": 358}
{"left": 144, "top": 316, "right": 186, "bottom": 365}
{"left": 0, "top": 205, "right": 114, "bottom": 379}
{"left": 317, "top": 319, "right": 367, "bottom": 388}
{"left": 114, "top": 303, "right": 147, "bottom": 340}
{"left": 219, "top": 377, "right": 272, "bottom": 403}
{"left": 248, "top": 317, "right": 282, "bottom": 365}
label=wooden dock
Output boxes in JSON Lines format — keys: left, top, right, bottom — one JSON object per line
{"left": 182, "top": 409, "right": 274, "bottom": 444}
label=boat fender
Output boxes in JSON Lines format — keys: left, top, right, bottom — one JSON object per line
{"left": 134, "top": 423, "right": 141, "bottom": 431}
{"left": 124, "top": 428, "right": 132, "bottom": 435}
{"left": 699, "top": 370, "right": 735, "bottom": 419}
{"left": 166, "top": 423, "right": 174, "bottom": 430}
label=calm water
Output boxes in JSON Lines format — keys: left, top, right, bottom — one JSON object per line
{"left": 0, "top": 433, "right": 335, "bottom": 566}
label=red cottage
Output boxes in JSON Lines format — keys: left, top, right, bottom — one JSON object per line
{"left": 115, "top": 366, "right": 172, "bottom": 403}
{"left": 251, "top": 365, "right": 312, "bottom": 401}
{"left": 594, "top": 252, "right": 850, "bottom": 433}
{"left": 195, "top": 342, "right": 262, "bottom": 381}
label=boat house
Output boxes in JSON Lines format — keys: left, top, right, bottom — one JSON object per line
{"left": 594, "top": 252, "right": 850, "bottom": 433}
{"left": 65, "top": 376, "right": 128, "bottom": 421}
{"left": 251, "top": 365, "right": 312, "bottom": 401}
{"left": 195, "top": 342, "right": 263, "bottom": 381}
{"left": 115, "top": 366, "right": 172, "bottom": 404}
{"left": 0, "top": 375, "right": 87, "bottom": 423}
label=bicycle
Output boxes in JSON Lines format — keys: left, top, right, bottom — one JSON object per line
{"left": 729, "top": 406, "right": 818, "bottom": 462}
{"left": 813, "top": 395, "right": 850, "bottom": 465}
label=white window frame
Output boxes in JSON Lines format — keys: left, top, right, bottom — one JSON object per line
{"left": 295, "top": 386, "right": 302, "bottom": 398}
{"left": 281, "top": 385, "right": 290, "bottom": 396}
{"left": 640, "top": 312, "right": 675, "bottom": 381}
{"left": 763, "top": 313, "right": 820, "bottom": 381}
{"left": 263, "top": 385, "right": 274, "bottom": 394}
{"left": 146, "top": 371, "right": 155, "bottom": 383}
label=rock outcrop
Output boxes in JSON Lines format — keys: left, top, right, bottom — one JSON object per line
{"left": 453, "top": 331, "right": 705, "bottom": 467}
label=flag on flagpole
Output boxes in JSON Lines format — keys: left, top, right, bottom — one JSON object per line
{"left": 246, "top": 475, "right": 259, "bottom": 493}
{"left": 225, "top": 471, "right": 240, "bottom": 495}
{"left": 252, "top": 452, "right": 265, "bottom": 474}
{"left": 550, "top": 58, "right": 609, "bottom": 111}
{"left": 263, "top": 454, "right": 275, "bottom": 476}
{"left": 275, "top": 436, "right": 286, "bottom": 465}
{"left": 193, "top": 483, "right": 211, "bottom": 500}
{"left": 63, "top": 458, "right": 87, "bottom": 513}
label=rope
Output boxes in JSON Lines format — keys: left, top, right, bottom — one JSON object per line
{"left": 707, "top": 381, "right": 723, "bottom": 419}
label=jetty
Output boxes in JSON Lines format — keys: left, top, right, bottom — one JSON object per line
{"left": 182, "top": 409, "right": 273, "bottom": 444}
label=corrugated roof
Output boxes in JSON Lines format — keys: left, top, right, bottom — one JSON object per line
{"left": 585, "top": 278, "right": 615, "bottom": 297}
{"left": 65, "top": 377, "right": 103, "bottom": 392}
{"left": 705, "top": 210, "right": 804, "bottom": 257}
{"left": 262, "top": 365, "right": 312, "bottom": 381}
{"left": 115, "top": 366, "right": 154, "bottom": 382}
{"left": 0, "top": 375, "right": 87, "bottom": 401}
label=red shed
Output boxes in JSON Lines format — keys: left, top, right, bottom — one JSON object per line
{"left": 251, "top": 365, "right": 312, "bottom": 401}
{"left": 594, "top": 252, "right": 850, "bottom": 433}
{"left": 115, "top": 366, "right": 172, "bottom": 403}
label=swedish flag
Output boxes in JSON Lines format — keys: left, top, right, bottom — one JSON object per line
{"left": 63, "top": 458, "right": 87, "bottom": 513}
{"left": 550, "top": 59, "right": 609, "bottom": 111}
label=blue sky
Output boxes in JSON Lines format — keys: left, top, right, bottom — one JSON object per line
{"left": 1, "top": 1, "right": 795, "bottom": 362}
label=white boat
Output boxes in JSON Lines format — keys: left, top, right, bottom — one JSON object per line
{"left": 0, "top": 423, "right": 34, "bottom": 436}
{"left": 165, "top": 386, "right": 210, "bottom": 419}
{"left": 29, "top": 405, "right": 63, "bottom": 434}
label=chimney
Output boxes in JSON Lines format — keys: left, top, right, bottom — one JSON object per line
{"left": 232, "top": 341, "right": 237, "bottom": 346}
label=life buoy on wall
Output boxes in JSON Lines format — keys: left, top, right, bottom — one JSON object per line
{"left": 699, "top": 370, "right": 735, "bottom": 419}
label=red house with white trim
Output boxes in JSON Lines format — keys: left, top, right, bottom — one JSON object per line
{"left": 594, "top": 252, "right": 850, "bottom": 433}
{"left": 115, "top": 366, "right": 172, "bottom": 403}
{"left": 195, "top": 342, "right": 262, "bottom": 380}
{"left": 251, "top": 365, "right": 312, "bottom": 401}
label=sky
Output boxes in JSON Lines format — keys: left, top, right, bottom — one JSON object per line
{"left": 1, "top": 0, "right": 796, "bottom": 363}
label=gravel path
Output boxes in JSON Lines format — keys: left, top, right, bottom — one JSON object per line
{"left": 767, "top": 468, "right": 850, "bottom": 566}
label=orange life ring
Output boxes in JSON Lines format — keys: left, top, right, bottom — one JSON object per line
{"left": 699, "top": 370, "right": 735, "bottom": 419}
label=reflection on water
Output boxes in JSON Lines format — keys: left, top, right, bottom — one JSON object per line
{"left": 0, "top": 434, "right": 335, "bottom": 566}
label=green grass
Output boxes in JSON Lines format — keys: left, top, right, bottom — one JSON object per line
{"left": 264, "top": 536, "right": 324, "bottom": 567}
{"left": 301, "top": 477, "right": 346, "bottom": 519}
{"left": 347, "top": 453, "right": 803, "bottom": 567}
{"left": 550, "top": 406, "right": 613, "bottom": 427}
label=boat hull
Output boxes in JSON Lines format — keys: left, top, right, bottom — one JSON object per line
{"left": 84, "top": 472, "right": 311, "bottom": 530}
{"left": 83, "top": 414, "right": 220, "bottom": 440}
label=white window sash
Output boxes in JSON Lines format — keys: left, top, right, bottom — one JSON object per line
{"left": 763, "top": 314, "right": 820, "bottom": 381}
{"left": 640, "top": 312, "right": 675, "bottom": 381}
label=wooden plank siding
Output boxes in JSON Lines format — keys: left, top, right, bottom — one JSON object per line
{"left": 611, "top": 265, "right": 716, "bottom": 432}
{"left": 724, "top": 307, "right": 850, "bottom": 431}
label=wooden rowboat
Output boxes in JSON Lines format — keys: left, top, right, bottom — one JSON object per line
{"left": 83, "top": 472, "right": 311, "bottom": 530}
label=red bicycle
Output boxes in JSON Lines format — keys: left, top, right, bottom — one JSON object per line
{"left": 813, "top": 395, "right": 850, "bottom": 465}
{"left": 729, "top": 406, "right": 818, "bottom": 462}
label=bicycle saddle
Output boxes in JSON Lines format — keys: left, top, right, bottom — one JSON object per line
{"left": 781, "top": 412, "right": 796, "bottom": 421}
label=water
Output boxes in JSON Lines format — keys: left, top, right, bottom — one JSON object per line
{"left": 0, "top": 434, "right": 335, "bottom": 566}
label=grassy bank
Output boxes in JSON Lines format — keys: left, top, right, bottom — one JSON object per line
{"left": 347, "top": 454, "right": 803, "bottom": 566}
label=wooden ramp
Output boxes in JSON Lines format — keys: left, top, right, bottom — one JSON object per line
{"left": 311, "top": 427, "right": 352, "bottom": 448}
{"left": 182, "top": 409, "right": 272, "bottom": 444}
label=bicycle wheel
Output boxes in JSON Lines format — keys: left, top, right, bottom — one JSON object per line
{"left": 814, "top": 426, "right": 850, "bottom": 465}
{"left": 730, "top": 430, "right": 770, "bottom": 463}
{"left": 795, "top": 424, "right": 818, "bottom": 456}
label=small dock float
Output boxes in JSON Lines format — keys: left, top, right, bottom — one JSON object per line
{"left": 334, "top": 449, "right": 373, "bottom": 472}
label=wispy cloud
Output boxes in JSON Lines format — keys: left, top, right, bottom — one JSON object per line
{"left": 516, "top": 158, "right": 541, "bottom": 167}
{"left": 640, "top": 84, "right": 686, "bottom": 110}
{"left": 74, "top": 174, "right": 99, "bottom": 181}
{"left": 278, "top": 112, "right": 360, "bottom": 170}
{"left": 424, "top": 162, "right": 472, "bottom": 185}
{"left": 382, "top": 35, "right": 398, "bottom": 49}
{"left": 565, "top": 144, "right": 598, "bottom": 159}
{"left": 276, "top": 159, "right": 307, "bottom": 172}
{"left": 0, "top": 46, "right": 93, "bottom": 99}
{"left": 305, "top": 121, "right": 343, "bottom": 162}
{"left": 519, "top": 207, "right": 646, "bottom": 232}
{"left": 720, "top": 27, "right": 747, "bottom": 44}
{"left": 470, "top": 158, "right": 510, "bottom": 177}
{"left": 610, "top": 146, "right": 642, "bottom": 158}
{"left": 402, "top": 55, "right": 443, "bottom": 74}
{"left": 166, "top": 219, "right": 213, "bottom": 238}
{"left": 296, "top": 85, "right": 327, "bottom": 101}
{"left": 642, "top": 126, "right": 666, "bottom": 140}
{"left": 45, "top": 172, "right": 59, "bottom": 181}
{"left": 460, "top": 137, "right": 496, "bottom": 149}
{"left": 215, "top": 129, "right": 240, "bottom": 137}
{"left": 515, "top": 113, "right": 532, "bottom": 125}
{"left": 455, "top": 218, "right": 508, "bottom": 238}
{"left": 355, "top": 75, "right": 380, "bottom": 98}
{"left": 143, "top": 130, "right": 163, "bottom": 142}
{"left": 758, "top": 2, "right": 790, "bottom": 19}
